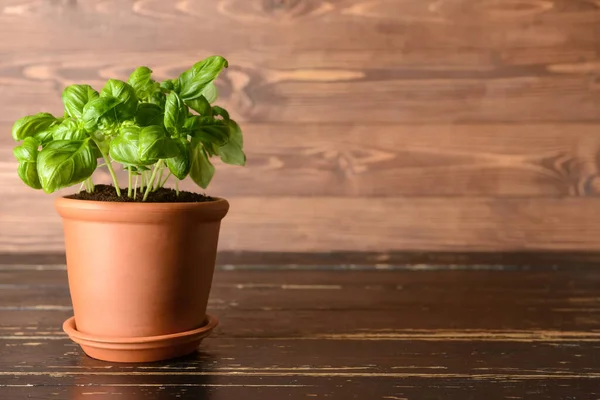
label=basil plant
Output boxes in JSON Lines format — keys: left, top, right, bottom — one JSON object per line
{"left": 12, "top": 56, "right": 245, "bottom": 201}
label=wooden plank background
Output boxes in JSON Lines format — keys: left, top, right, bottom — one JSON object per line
{"left": 1, "top": 0, "right": 600, "bottom": 253}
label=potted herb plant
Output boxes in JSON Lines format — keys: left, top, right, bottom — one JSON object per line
{"left": 11, "top": 56, "right": 245, "bottom": 362}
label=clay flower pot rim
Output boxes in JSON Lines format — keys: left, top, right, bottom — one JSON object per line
{"left": 55, "top": 196, "right": 230, "bottom": 223}
{"left": 56, "top": 195, "right": 228, "bottom": 207}
{"left": 63, "top": 314, "right": 219, "bottom": 345}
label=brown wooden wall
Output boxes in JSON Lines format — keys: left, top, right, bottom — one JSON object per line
{"left": 1, "top": 0, "right": 600, "bottom": 254}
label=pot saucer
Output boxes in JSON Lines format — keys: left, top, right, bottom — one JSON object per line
{"left": 63, "top": 314, "right": 219, "bottom": 363}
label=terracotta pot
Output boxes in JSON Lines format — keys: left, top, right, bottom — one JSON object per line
{"left": 55, "top": 197, "right": 229, "bottom": 362}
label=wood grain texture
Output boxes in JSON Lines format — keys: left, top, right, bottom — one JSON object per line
{"left": 9, "top": 250, "right": 600, "bottom": 267}
{"left": 4, "top": 123, "right": 600, "bottom": 198}
{"left": 1, "top": 0, "right": 600, "bottom": 253}
{"left": 1, "top": 263, "right": 600, "bottom": 398}
{"left": 3, "top": 121, "right": 600, "bottom": 253}
{"left": 5, "top": 195, "right": 600, "bottom": 252}
{"left": 1, "top": 49, "right": 600, "bottom": 124}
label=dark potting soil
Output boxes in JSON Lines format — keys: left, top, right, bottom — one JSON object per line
{"left": 66, "top": 184, "right": 214, "bottom": 203}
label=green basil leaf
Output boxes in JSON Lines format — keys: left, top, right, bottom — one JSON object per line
{"left": 166, "top": 138, "right": 191, "bottom": 180}
{"left": 177, "top": 56, "right": 228, "bottom": 100}
{"left": 135, "top": 103, "right": 164, "bottom": 127}
{"left": 52, "top": 118, "right": 87, "bottom": 141}
{"left": 62, "top": 84, "right": 99, "bottom": 119}
{"left": 100, "top": 79, "right": 138, "bottom": 120}
{"left": 121, "top": 120, "right": 137, "bottom": 127}
{"left": 128, "top": 66, "right": 159, "bottom": 100}
{"left": 164, "top": 92, "right": 186, "bottom": 133}
{"left": 216, "top": 119, "right": 246, "bottom": 166}
{"left": 13, "top": 137, "right": 42, "bottom": 189}
{"left": 185, "top": 95, "right": 212, "bottom": 116}
{"left": 189, "top": 140, "right": 215, "bottom": 189}
{"left": 18, "top": 161, "right": 43, "bottom": 190}
{"left": 82, "top": 96, "right": 120, "bottom": 132}
{"left": 201, "top": 82, "right": 218, "bottom": 103}
{"left": 109, "top": 124, "right": 151, "bottom": 166}
{"left": 160, "top": 80, "right": 175, "bottom": 91}
{"left": 13, "top": 136, "right": 39, "bottom": 162}
{"left": 12, "top": 113, "right": 57, "bottom": 141}
{"left": 34, "top": 117, "right": 64, "bottom": 145}
{"left": 148, "top": 91, "right": 166, "bottom": 108}
{"left": 97, "top": 116, "right": 121, "bottom": 138}
{"left": 128, "top": 66, "right": 152, "bottom": 90}
{"left": 138, "top": 125, "right": 179, "bottom": 162}
{"left": 212, "top": 106, "right": 230, "bottom": 121}
{"left": 204, "top": 142, "right": 220, "bottom": 157}
{"left": 185, "top": 115, "right": 229, "bottom": 146}
{"left": 37, "top": 139, "right": 97, "bottom": 193}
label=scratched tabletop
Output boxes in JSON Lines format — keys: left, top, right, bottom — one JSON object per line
{"left": 1, "top": 258, "right": 599, "bottom": 399}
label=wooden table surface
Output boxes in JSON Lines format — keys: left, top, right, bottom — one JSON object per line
{"left": 1, "top": 260, "right": 600, "bottom": 399}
